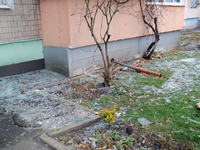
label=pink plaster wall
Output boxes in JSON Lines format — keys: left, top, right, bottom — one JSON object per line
{"left": 159, "top": 5, "right": 185, "bottom": 32}
{"left": 182, "top": 0, "right": 199, "bottom": 19}
{"left": 40, "top": 0, "right": 184, "bottom": 48}
{"left": 40, "top": 0, "right": 70, "bottom": 47}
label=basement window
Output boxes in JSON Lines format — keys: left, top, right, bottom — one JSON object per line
{"left": 190, "top": 0, "right": 198, "bottom": 8}
{"left": 0, "top": 0, "right": 14, "bottom": 9}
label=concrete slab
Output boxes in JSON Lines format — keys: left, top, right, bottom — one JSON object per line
{"left": 40, "top": 116, "right": 100, "bottom": 150}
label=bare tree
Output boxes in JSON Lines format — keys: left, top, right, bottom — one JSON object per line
{"left": 84, "top": 0, "right": 129, "bottom": 86}
{"left": 139, "top": 0, "right": 160, "bottom": 59}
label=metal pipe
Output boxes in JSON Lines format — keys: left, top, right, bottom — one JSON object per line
{"left": 111, "top": 58, "right": 162, "bottom": 77}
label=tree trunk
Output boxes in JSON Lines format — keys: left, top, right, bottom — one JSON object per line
{"left": 139, "top": 0, "right": 160, "bottom": 59}
{"left": 103, "top": 62, "right": 115, "bottom": 87}
{"left": 143, "top": 33, "right": 159, "bottom": 59}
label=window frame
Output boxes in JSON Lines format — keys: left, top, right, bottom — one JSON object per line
{"left": 0, "top": 0, "right": 14, "bottom": 9}
{"left": 190, "top": 0, "right": 198, "bottom": 8}
{"left": 145, "top": 0, "right": 184, "bottom": 6}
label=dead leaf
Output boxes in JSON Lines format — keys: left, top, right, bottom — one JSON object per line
{"left": 123, "top": 90, "right": 127, "bottom": 93}
{"left": 80, "top": 102, "right": 84, "bottom": 105}
{"left": 86, "top": 143, "right": 92, "bottom": 148}
{"left": 102, "top": 144, "right": 107, "bottom": 149}
{"left": 190, "top": 127, "right": 195, "bottom": 132}
{"left": 184, "top": 101, "right": 187, "bottom": 104}
{"left": 120, "top": 140, "right": 122, "bottom": 144}
{"left": 102, "top": 133, "right": 107, "bottom": 140}
{"left": 20, "top": 88, "right": 24, "bottom": 93}
{"left": 158, "top": 123, "right": 163, "bottom": 125}
{"left": 142, "top": 139, "right": 145, "bottom": 144}
{"left": 185, "top": 122, "right": 190, "bottom": 125}
{"left": 192, "top": 111, "right": 195, "bottom": 114}
{"left": 107, "top": 145, "right": 113, "bottom": 149}
{"left": 123, "top": 144, "right": 128, "bottom": 148}
{"left": 141, "top": 108, "right": 144, "bottom": 112}
{"left": 166, "top": 117, "right": 172, "bottom": 120}
{"left": 40, "top": 103, "right": 43, "bottom": 106}
{"left": 141, "top": 125, "right": 149, "bottom": 129}
{"left": 65, "top": 140, "right": 73, "bottom": 145}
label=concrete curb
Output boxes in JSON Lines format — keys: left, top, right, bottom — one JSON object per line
{"left": 48, "top": 116, "right": 101, "bottom": 138}
{"left": 40, "top": 133, "right": 67, "bottom": 150}
{"left": 43, "top": 92, "right": 98, "bottom": 115}
{"left": 34, "top": 69, "right": 103, "bottom": 90}
{"left": 39, "top": 116, "right": 101, "bottom": 150}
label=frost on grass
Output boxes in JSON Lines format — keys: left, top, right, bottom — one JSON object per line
{"left": 143, "top": 53, "right": 200, "bottom": 94}
{"left": 0, "top": 69, "right": 96, "bottom": 131}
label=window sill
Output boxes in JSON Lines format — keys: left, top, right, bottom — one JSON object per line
{"left": 0, "top": 4, "right": 12, "bottom": 9}
{"left": 145, "top": 2, "right": 185, "bottom": 6}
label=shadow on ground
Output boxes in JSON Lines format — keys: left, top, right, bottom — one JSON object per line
{"left": 0, "top": 113, "right": 53, "bottom": 150}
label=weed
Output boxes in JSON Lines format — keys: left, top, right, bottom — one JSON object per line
{"left": 115, "top": 144, "right": 121, "bottom": 150}
{"left": 107, "top": 130, "right": 120, "bottom": 140}
{"left": 122, "top": 137, "right": 135, "bottom": 148}
{"left": 92, "top": 135, "right": 102, "bottom": 140}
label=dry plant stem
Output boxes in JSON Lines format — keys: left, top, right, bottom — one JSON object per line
{"left": 113, "top": 0, "right": 129, "bottom": 4}
{"left": 84, "top": 0, "right": 127, "bottom": 86}
{"left": 84, "top": 0, "right": 107, "bottom": 70}
{"left": 139, "top": 0, "right": 160, "bottom": 59}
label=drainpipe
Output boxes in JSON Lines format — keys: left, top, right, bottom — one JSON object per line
{"left": 111, "top": 58, "right": 162, "bottom": 77}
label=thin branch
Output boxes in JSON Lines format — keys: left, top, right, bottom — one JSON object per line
{"left": 113, "top": 0, "right": 129, "bottom": 4}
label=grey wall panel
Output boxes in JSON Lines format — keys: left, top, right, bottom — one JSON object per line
{"left": 43, "top": 46, "right": 69, "bottom": 77}
{"left": 68, "top": 31, "right": 180, "bottom": 77}
{"left": 43, "top": 31, "right": 181, "bottom": 78}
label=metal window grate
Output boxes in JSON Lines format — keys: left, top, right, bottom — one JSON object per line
{"left": 0, "top": 0, "right": 42, "bottom": 43}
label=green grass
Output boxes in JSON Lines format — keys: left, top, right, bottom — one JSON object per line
{"left": 162, "top": 49, "right": 190, "bottom": 60}
{"left": 180, "top": 33, "right": 200, "bottom": 42}
{"left": 82, "top": 49, "right": 200, "bottom": 149}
